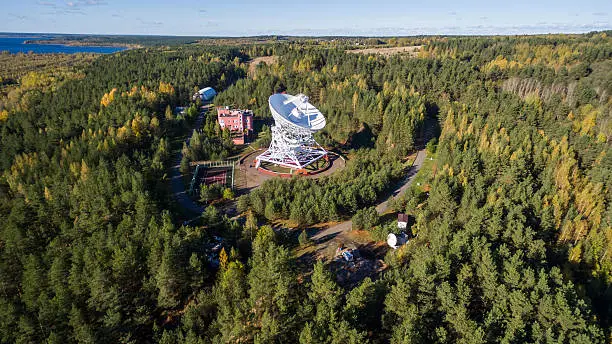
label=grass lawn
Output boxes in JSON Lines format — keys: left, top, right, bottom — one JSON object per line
{"left": 403, "top": 152, "right": 417, "bottom": 168}
{"left": 294, "top": 243, "right": 317, "bottom": 261}
{"left": 411, "top": 152, "right": 437, "bottom": 193}
{"left": 304, "top": 158, "right": 329, "bottom": 171}
{"left": 260, "top": 162, "right": 292, "bottom": 173}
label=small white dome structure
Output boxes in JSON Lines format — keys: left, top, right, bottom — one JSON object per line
{"left": 194, "top": 87, "right": 217, "bottom": 102}
{"left": 387, "top": 233, "right": 408, "bottom": 249}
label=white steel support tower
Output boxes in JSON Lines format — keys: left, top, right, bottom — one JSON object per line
{"left": 256, "top": 93, "right": 327, "bottom": 170}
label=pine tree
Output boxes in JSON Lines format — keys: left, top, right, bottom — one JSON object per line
{"left": 298, "top": 230, "right": 311, "bottom": 247}
{"left": 156, "top": 240, "right": 185, "bottom": 309}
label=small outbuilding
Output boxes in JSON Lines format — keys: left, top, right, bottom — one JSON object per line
{"left": 397, "top": 213, "right": 409, "bottom": 229}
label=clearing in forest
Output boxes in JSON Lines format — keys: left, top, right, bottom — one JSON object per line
{"left": 346, "top": 45, "right": 422, "bottom": 57}
{"left": 248, "top": 55, "right": 278, "bottom": 75}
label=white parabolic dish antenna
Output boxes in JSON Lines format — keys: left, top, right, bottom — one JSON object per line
{"left": 256, "top": 93, "right": 328, "bottom": 170}
{"left": 269, "top": 93, "right": 326, "bottom": 131}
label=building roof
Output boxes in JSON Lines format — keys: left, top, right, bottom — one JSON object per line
{"left": 198, "top": 87, "right": 217, "bottom": 101}
{"left": 398, "top": 213, "right": 409, "bottom": 223}
{"left": 217, "top": 107, "right": 253, "bottom": 117}
{"left": 198, "top": 87, "right": 215, "bottom": 94}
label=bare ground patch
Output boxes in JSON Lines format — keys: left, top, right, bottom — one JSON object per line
{"left": 248, "top": 55, "right": 278, "bottom": 75}
{"left": 346, "top": 45, "right": 422, "bottom": 57}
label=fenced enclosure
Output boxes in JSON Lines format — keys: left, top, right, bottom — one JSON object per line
{"left": 188, "top": 161, "right": 236, "bottom": 196}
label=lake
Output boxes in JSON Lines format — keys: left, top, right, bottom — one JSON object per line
{"left": 0, "top": 37, "right": 127, "bottom": 54}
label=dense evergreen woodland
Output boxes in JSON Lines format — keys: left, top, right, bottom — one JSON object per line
{"left": 0, "top": 33, "right": 611, "bottom": 343}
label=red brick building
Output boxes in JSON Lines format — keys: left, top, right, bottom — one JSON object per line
{"left": 217, "top": 107, "right": 254, "bottom": 144}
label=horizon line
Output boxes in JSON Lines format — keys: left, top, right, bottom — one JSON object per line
{"left": 1, "top": 29, "right": 611, "bottom": 39}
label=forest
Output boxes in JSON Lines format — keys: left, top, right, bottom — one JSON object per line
{"left": 0, "top": 32, "right": 610, "bottom": 343}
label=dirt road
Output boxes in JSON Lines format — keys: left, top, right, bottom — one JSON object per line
{"left": 312, "top": 148, "right": 426, "bottom": 241}
{"left": 169, "top": 114, "right": 206, "bottom": 217}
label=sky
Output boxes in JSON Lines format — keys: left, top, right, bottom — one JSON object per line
{"left": 1, "top": 0, "right": 611, "bottom": 36}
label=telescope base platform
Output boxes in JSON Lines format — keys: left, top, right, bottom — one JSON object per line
{"left": 255, "top": 147, "right": 328, "bottom": 171}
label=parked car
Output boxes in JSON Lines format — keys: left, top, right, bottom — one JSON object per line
{"left": 342, "top": 250, "right": 354, "bottom": 262}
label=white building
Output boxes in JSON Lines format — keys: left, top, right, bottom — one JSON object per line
{"left": 193, "top": 87, "right": 217, "bottom": 102}
{"left": 398, "top": 213, "right": 408, "bottom": 229}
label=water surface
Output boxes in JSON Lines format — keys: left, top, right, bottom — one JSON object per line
{"left": 0, "top": 36, "right": 126, "bottom": 54}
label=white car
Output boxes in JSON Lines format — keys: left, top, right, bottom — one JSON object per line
{"left": 342, "top": 250, "right": 354, "bottom": 262}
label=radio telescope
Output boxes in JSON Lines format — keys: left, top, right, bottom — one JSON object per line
{"left": 256, "top": 93, "right": 327, "bottom": 170}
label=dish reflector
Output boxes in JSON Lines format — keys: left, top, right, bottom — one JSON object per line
{"left": 256, "top": 93, "right": 328, "bottom": 170}
{"left": 269, "top": 93, "right": 326, "bottom": 132}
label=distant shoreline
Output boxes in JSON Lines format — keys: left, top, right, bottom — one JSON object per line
{"left": 22, "top": 39, "right": 140, "bottom": 49}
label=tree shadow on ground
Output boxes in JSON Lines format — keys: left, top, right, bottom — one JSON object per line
{"left": 348, "top": 123, "right": 375, "bottom": 150}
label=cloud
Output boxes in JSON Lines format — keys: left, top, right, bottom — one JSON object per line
{"left": 64, "top": 0, "right": 106, "bottom": 8}
{"left": 37, "top": 0, "right": 105, "bottom": 16}
{"left": 38, "top": 1, "right": 57, "bottom": 7}
{"left": 201, "top": 20, "right": 219, "bottom": 28}
{"left": 8, "top": 13, "right": 28, "bottom": 21}
{"left": 137, "top": 18, "right": 164, "bottom": 27}
{"left": 63, "top": 9, "right": 86, "bottom": 15}
{"left": 238, "top": 21, "right": 612, "bottom": 37}
{"left": 40, "top": 8, "right": 85, "bottom": 16}
{"left": 63, "top": 6, "right": 87, "bottom": 13}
